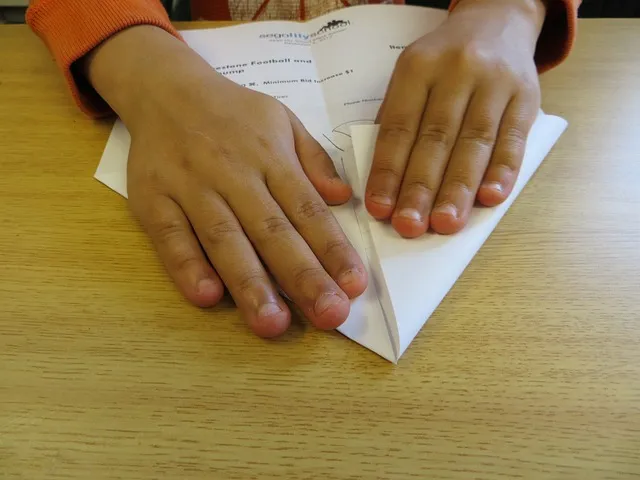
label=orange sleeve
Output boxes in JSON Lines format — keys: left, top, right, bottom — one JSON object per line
{"left": 449, "top": 0, "right": 581, "bottom": 73}
{"left": 26, "top": 0, "right": 182, "bottom": 118}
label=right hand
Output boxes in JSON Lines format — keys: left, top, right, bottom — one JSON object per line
{"left": 83, "top": 26, "right": 368, "bottom": 337}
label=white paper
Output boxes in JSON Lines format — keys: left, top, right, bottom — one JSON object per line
{"left": 349, "top": 112, "right": 568, "bottom": 360}
{"left": 94, "top": 5, "right": 566, "bottom": 362}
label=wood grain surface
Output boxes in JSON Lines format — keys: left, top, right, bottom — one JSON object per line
{"left": 1, "top": 19, "right": 639, "bottom": 480}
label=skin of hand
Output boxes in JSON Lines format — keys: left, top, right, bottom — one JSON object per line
{"left": 366, "top": 0, "right": 547, "bottom": 238}
{"left": 81, "top": 25, "right": 368, "bottom": 338}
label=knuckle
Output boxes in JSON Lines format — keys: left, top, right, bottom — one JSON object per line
{"left": 490, "top": 59, "right": 514, "bottom": 78}
{"left": 235, "top": 270, "right": 267, "bottom": 296}
{"left": 172, "top": 254, "right": 201, "bottom": 275}
{"left": 379, "top": 117, "right": 415, "bottom": 143}
{"left": 502, "top": 125, "right": 529, "bottom": 148}
{"left": 147, "top": 216, "right": 184, "bottom": 243}
{"left": 403, "top": 179, "right": 436, "bottom": 199}
{"left": 201, "top": 219, "right": 240, "bottom": 248}
{"left": 127, "top": 166, "right": 163, "bottom": 200}
{"left": 417, "top": 121, "right": 455, "bottom": 149}
{"left": 446, "top": 179, "right": 473, "bottom": 195}
{"left": 372, "top": 165, "right": 403, "bottom": 184}
{"left": 500, "top": 64, "right": 537, "bottom": 89}
{"left": 258, "top": 91, "right": 283, "bottom": 109}
{"left": 306, "top": 147, "right": 335, "bottom": 173}
{"left": 292, "top": 266, "right": 326, "bottom": 288}
{"left": 491, "top": 161, "right": 517, "bottom": 176}
{"left": 495, "top": 139, "right": 527, "bottom": 167}
{"left": 143, "top": 165, "right": 162, "bottom": 185}
{"left": 398, "top": 47, "right": 426, "bottom": 74}
{"left": 456, "top": 43, "right": 491, "bottom": 69}
{"left": 256, "top": 97, "right": 289, "bottom": 126}
{"left": 521, "top": 79, "right": 541, "bottom": 101}
{"left": 255, "top": 133, "right": 273, "bottom": 152}
{"left": 459, "top": 120, "right": 496, "bottom": 148}
{"left": 212, "top": 145, "right": 244, "bottom": 174}
{"left": 216, "top": 145, "right": 235, "bottom": 163}
{"left": 324, "top": 238, "right": 351, "bottom": 258}
{"left": 180, "top": 155, "right": 194, "bottom": 173}
{"left": 296, "top": 199, "right": 328, "bottom": 221}
{"left": 260, "top": 215, "right": 293, "bottom": 236}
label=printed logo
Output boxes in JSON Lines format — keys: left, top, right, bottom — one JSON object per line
{"left": 316, "top": 20, "right": 350, "bottom": 35}
{"left": 259, "top": 19, "right": 351, "bottom": 44}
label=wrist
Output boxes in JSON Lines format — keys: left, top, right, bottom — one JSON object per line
{"left": 80, "top": 25, "right": 217, "bottom": 127}
{"left": 450, "top": 0, "right": 547, "bottom": 47}
{"left": 453, "top": 0, "right": 546, "bottom": 20}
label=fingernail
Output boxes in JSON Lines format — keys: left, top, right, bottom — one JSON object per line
{"left": 433, "top": 203, "right": 458, "bottom": 219}
{"left": 368, "top": 193, "right": 393, "bottom": 207}
{"left": 482, "top": 182, "right": 503, "bottom": 193}
{"left": 258, "top": 302, "right": 283, "bottom": 319}
{"left": 395, "top": 208, "right": 422, "bottom": 223}
{"left": 338, "top": 268, "right": 361, "bottom": 288}
{"left": 314, "top": 293, "right": 343, "bottom": 316}
{"left": 197, "top": 278, "right": 218, "bottom": 296}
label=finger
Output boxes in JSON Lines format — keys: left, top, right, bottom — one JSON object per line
{"left": 224, "top": 178, "right": 350, "bottom": 331}
{"left": 477, "top": 92, "right": 538, "bottom": 207}
{"left": 430, "top": 86, "right": 512, "bottom": 235}
{"left": 181, "top": 189, "right": 291, "bottom": 338}
{"left": 286, "top": 108, "right": 352, "bottom": 205}
{"left": 390, "top": 80, "right": 472, "bottom": 238}
{"left": 365, "top": 62, "right": 429, "bottom": 220}
{"left": 267, "top": 166, "right": 368, "bottom": 299}
{"left": 133, "top": 193, "right": 224, "bottom": 308}
{"left": 374, "top": 92, "right": 389, "bottom": 123}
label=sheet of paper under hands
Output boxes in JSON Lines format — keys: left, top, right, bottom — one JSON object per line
{"left": 92, "top": 5, "right": 568, "bottom": 362}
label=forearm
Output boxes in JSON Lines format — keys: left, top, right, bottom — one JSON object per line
{"left": 449, "top": 0, "right": 582, "bottom": 73}
{"left": 26, "top": 0, "right": 181, "bottom": 117}
{"left": 81, "top": 24, "right": 226, "bottom": 132}
{"left": 446, "top": 0, "right": 546, "bottom": 54}
{"left": 451, "top": 0, "right": 546, "bottom": 23}
{"left": 81, "top": 25, "right": 183, "bottom": 122}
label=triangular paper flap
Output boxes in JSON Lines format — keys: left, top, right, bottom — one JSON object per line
{"left": 331, "top": 201, "right": 397, "bottom": 363}
{"left": 95, "top": 120, "right": 131, "bottom": 199}
{"left": 341, "top": 144, "right": 401, "bottom": 357}
{"left": 350, "top": 112, "right": 568, "bottom": 359}
{"left": 336, "top": 284, "right": 396, "bottom": 363}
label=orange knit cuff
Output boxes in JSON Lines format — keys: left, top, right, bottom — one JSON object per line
{"left": 448, "top": 0, "right": 578, "bottom": 74}
{"left": 533, "top": 0, "right": 578, "bottom": 73}
{"left": 26, "top": 0, "right": 182, "bottom": 118}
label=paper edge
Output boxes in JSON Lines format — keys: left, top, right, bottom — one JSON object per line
{"left": 336, "top": 146, "right": 399, "bottom": 363}
{"left": 349, "top": 125, "right": 402, "bottom": 360}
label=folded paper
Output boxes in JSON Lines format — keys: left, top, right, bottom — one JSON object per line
{"left": 93, "top": 6, "right": 567, "bottom": 362}
{"left": 340, "top": 113, "right": 568, "bottom": 361}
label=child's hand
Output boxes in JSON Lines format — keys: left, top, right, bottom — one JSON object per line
{"left": 84, "top": 26, "right": 368, "bottom": 337}
{"left": 366, "top": 0, "right": 546, "bottom": 238}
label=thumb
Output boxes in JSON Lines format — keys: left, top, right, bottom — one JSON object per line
{"left": 286, "top": 108, "right": 352, "bottom": 206}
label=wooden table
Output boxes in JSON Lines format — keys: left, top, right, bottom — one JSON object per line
{"left": 1, "top": 19, "right": 639, "bottom": 480}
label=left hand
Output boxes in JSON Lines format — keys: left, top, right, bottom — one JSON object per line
{"left": 366, "top": 0, "right": 546, "bottom": 237}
